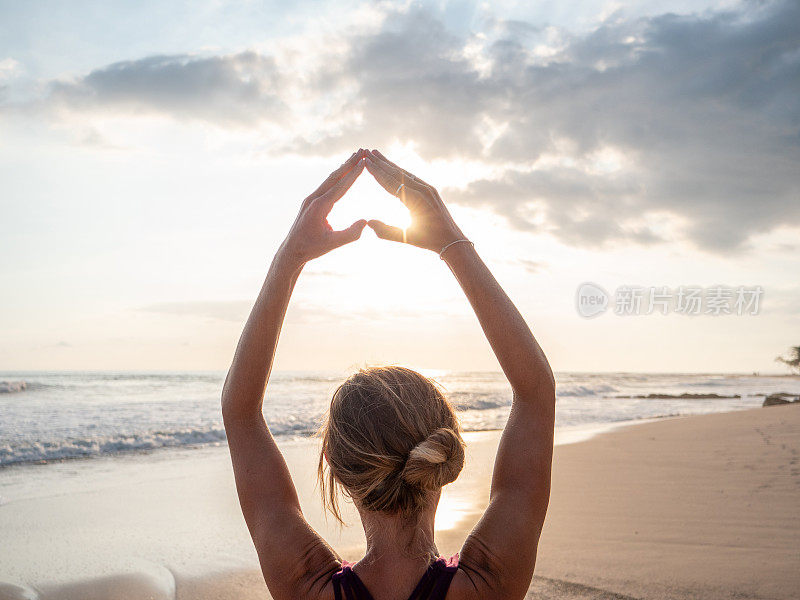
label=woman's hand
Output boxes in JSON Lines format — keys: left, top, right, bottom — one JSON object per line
{"left": 364, "top": 150, "right": 466, "bottom": 253}
{"left": 278, "top": 149, "right": 367, "bottom": 268}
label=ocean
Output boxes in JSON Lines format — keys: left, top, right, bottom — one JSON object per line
{"left": 1, "top": 371, "right": 797, "bottom": 469}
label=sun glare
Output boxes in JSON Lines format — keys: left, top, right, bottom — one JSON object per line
{"left": 327, "top": 172, "right": 412, "bottom": 231}
{"left": 435, "top": 488, "right": 471, "bottom": 531}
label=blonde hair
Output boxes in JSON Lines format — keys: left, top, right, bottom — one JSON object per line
{"left": 318, "top": 366, "right": 465, "bottom": 524}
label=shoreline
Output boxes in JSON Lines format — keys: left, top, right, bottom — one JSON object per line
{"left": 4, "top": 370, "right": 793, "bottom": 469}
{"left": 1, "top": 405, "right": 798, "bottom": 599}
{"left": 0, "top": 413, "right": 713, "bottom": 473}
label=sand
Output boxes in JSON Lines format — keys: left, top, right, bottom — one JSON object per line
{"left": 535, "top": 404, "right": 800, "bottom": 600}
{"left": 1, "top": 406, "right": 798, "bottom": 600}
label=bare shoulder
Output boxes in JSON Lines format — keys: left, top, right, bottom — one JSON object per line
{"left": 284, "top": 565, "right": 340, "bottom": 600}
{"left": 446, "top": 569, "right": 480, "bottom": 599}
{"left": 446, "top": 526, "right": 536, "bottom": 600}
{"left": 303, "top": 563, "right": 342, "bottom": 600}
{"left": 447, "top": 568, "right": 508, "bottom": 600}
{"left": 311, "top": 579, "right": 338, "bottom": 600}
{"left": 265, "top": 535, "right": 341, "bottom": 600}
{"left": 447, "top": 539, "right": 510, "bottom": 600}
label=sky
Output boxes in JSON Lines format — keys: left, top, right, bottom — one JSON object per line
{"left": 1, "top": 0, "right": 798, "bottom": 374}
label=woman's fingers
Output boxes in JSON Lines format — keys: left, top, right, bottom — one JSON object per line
{"left": 307, "top": 149, "right": 363, "bottom": 202}
{"left": 369, "top": 150, "right": 446, "bottom": 209}
{"left": 367, "top": 219, "right": 405, "bottom": 243}
{"left": 363, "top": 154, "right": 400, "bottom": 191}
{"left": 329, "top": 219, "right": 368, "bottom": 250}
{"left": 364, "top": 156, "right": 427, "bottom": 207}
{"left": 371, "top": 150, "right": 434, "bottom": 189}
{"left": 366, "top": 153, "right": 434, "bottom": 206}
{"left": 315, "top": 158, "right": 365, "bottom": 213}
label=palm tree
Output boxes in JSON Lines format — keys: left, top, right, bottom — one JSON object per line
{"left": 775, "top": 346, "right": 800, "bottom": 374}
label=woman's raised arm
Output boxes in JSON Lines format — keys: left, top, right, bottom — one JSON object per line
{"left": 221, "top": 149, "right": 367, "bottom": 600}
{"left": 365, "top": 150, "right": 556, "bottom": 600}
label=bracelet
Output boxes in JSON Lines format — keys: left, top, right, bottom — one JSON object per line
{"left": 439, "top": 239, "right": 474, "bottom": 259}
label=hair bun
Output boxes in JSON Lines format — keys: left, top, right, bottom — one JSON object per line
{"left": 402, "top": 427, "right": 465, "bottom": 490}
{"left": 320, "top": 366, "right": 466, "bottom": 521}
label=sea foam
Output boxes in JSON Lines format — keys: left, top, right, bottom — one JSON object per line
{"left": 0, "top": 381, "right": 26, "bottom": 394}
{"left": 1, "top": 370, "right": 792, "bottom": 468}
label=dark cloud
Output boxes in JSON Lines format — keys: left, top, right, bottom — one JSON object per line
{"left": 49, "top": 52, "right": 287, "bottom": 126}
{"left": 334, "top": 1, "right": 800, "bottom": 251}
{"left": 25, "top": 1, "right": 800, "bottom": 251}
{"left": 447, "top": 165, "right": 655, "bottom": 246}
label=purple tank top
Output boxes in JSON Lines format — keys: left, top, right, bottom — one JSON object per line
{"left": 332, "top": 553, "right": 459, "bottom": 600}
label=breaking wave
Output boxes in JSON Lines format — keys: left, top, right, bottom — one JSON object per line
{"left": 0, "top": 419, "right": 324, "bottom": 467}
{"left": 0, "top": 381, "right": 28, "bottom": 394}
{"left": 556, "top": 384, "right": 618, "bottom": 397}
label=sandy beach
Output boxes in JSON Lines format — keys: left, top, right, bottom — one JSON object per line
{"left": 535, "top": 404, "right": 800, "bottom": 599}
{"left": 1, "top": 404, "right": 798, "bottom": 600}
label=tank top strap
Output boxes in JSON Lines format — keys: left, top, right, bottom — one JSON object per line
{"left": 332, "top": 560, "right": 374, "bottom": 600}
{"left": 438, "top": 552, "right": 459, "bottom": 570}
{"left": 332, "top": 553, "right": 459, "bottom": 600}
{"left": 408, "top": 553, "right": 459, "bottom": 600}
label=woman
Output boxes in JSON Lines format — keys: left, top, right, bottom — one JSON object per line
{"left": 222, "top": 149, "right": 555, "bottom": 600}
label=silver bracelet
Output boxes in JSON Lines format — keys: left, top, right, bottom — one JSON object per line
{"left": 439, "top": 239, "right": 474, "bottom": 259}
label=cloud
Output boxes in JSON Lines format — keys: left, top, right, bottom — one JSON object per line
{"left": 48, "top": 52, "right": 287, "bottom": 126}
{"left": 14, "top": 0, "right": 800, "bottom": 252}
{"left": 518, "top": 259, "right": 547, "bottom": 274}
{"left": 138, "top": 299, "right": 461, "bottom": 325}
{"left": 0, "top": 57, "right": 21, "bottom": 102}
{"left": 325, "top": 1, "right": 800, "bottom": 251}
{"left": 44, "top": 341, "right": 72, "bottom": 349}
{"left": 0, "top": 58, "right": 20, "bottom": 81}
{"left": 139, "top": 301, "right": 250, "bottom": 322}
{"left": 759, "top": 286, "right": 800, "bottom": 317}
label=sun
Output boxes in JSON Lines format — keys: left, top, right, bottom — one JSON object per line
{"left": 327, "top": 170, "right": 412, "bottom": 232}
{"left": 305, "top": 160, "right": 495, "bottom": 331}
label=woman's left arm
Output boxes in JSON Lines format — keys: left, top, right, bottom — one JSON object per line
{"left": 222, "top": 150, "right": 366, "bottom": 600}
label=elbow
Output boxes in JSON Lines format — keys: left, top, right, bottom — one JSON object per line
{"left": 220, "top": 368, "right": 232, "bottom": 413}
{"left": 221, "top": 391, "right": 247, "bottom": 423}
{"left": 536, "top": 360, "right": 556, "bottom": 400}
{"left": 221, "top": 387, "right": 263, "bottom": 425}
{"left": 514, "top": 366, "right": 556, "bottom": 404}
{"left": 540, "top": 364, "right": 556, "bottom": 395}
{"left": 220, "top": 369, "right": 247, "bottom": 423}
{"left": 220, "top": 382, "right": 234, "bottom": 422}
{"left": 220, "top": 381, "right": 244, "bottom": 425}
{"left": 221, "top": 396, "right": 252, "bottom": 427}
{"left": 220, "top": 391, "right": 236, "bottom": 425}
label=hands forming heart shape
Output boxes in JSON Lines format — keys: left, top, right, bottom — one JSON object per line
{"left": 279, "top": 149, "right": 468, "bottom": 267}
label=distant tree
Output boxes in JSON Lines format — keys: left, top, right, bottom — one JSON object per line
{"left": 775, "top": 346, "right": 800, "bottom": 374}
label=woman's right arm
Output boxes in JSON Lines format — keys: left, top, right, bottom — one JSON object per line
{"left": 443, "top": 242, "right": 555, "bottom": 600}
{"left": 364, "top": 150, "right": 556, "bottom": 600}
